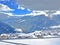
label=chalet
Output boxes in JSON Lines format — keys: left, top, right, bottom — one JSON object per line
{"left": 0, "top": 34, "right": 7, "bottom": 39}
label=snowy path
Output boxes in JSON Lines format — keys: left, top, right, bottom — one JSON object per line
{"left": 0, "top": 38, "right": 60, "bottom": 45}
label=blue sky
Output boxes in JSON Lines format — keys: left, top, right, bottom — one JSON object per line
{"left": 0, "top": 0, "right": 32, "bottom": 15}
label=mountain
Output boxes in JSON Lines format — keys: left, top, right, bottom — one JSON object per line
{"left": 0, "top": 11, "right": 60, "bottom": 33}
{"left": 0, "top": 21, "right": 16, "bottom": 34}
{"left": 52, "top": 14, "right": 60, "bottom": 24}
{"left": 1, "top": 14, "right": 59, "bottom": 33}
{"left": 18, "top": 15, "right": 59, "bottom": 33}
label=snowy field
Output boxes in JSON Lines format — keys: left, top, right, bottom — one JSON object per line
{"left": 0, "top": 38, "right": 60, "bottom": 45}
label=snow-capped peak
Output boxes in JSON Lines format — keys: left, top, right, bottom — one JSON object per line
{"left": 50, "top": 25, "right": 60, "bottom": 28}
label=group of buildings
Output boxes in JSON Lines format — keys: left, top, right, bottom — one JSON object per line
{"left": 0, "top": 30, "right": 60, "bottom": 39}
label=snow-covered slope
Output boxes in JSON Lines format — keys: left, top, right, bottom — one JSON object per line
{"left": 0, "top": 21, "right": 16, "bottom": 34}
{"left": 0, "top": 38, "right": 60, "bottom": 45}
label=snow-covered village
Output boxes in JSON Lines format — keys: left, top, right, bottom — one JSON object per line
{"left": 0, "top": 30, "right": 60, "bottom": 39}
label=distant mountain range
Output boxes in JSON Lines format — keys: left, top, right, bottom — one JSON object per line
{"left": 0, "top": 15, "right": 60, "bottom": 33}
{"left": 0, "top": 11, "right": 60, "bottom": 33}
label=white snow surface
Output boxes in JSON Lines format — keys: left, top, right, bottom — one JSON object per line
{"left": 0, "top": 38, "right": 60, "bottom": 45}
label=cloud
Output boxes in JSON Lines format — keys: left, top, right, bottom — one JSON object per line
{"left": 0, "top": 3, "right": 14, "bottom": 11}
{"left": 47, "top": 11, "right": 60, "bottom": 18}
{"left": 26, "top": 10, "right": 48, "bottom": 16}
{"left": 27, "top": 9, "right": 31, "bottom": 11}
{"left": 18, "top": 5, "right": 32, "bottom": 12}
{"left": 0, "top": 11, "right": 27, "bottom": 17}
{"left": 3, "top": 13, "right": 13, "bottom": 16}
{"left": 0, "top": 3, "right": 15, "bottom": 17}
{"left": 52, "top": 11, "right": 60, "bottom": 15}
{"left": 16, "top": 0, "right": 60, "bottom": 10}
{"left": 18, "top": 5, "right": 25, "bottom": 10}
{"left": 0, "top": 11, "right": 14, "bottom": 17}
